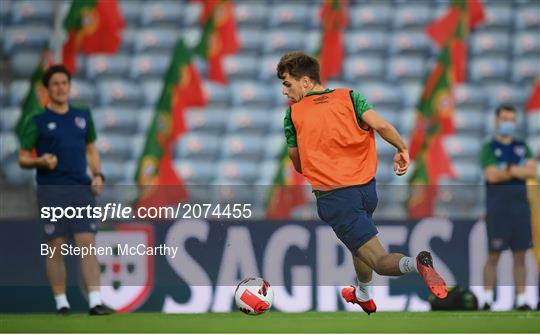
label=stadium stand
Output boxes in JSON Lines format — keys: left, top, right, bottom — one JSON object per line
{"left": 1, "top": 0, "right": 539, "bottom": 220}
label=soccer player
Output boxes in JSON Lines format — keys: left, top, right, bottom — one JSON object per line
{"left": 480, "top": 105, "right": 537, "bottom": 311}
{"left": 276, "top": 52, "right": 447, "bottom": 315}
{"left": 18, "top": 65, "right": 110, "bottom": 315}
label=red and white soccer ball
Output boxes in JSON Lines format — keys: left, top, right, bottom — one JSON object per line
{"left": 234, "top": 277, "right": 273, "bottom": 315}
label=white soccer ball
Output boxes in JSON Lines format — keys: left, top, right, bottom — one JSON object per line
{"left": 234, "top": 277, "right": 273, "bottom": 315}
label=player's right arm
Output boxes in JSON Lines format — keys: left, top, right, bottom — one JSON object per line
{"left": 284, "top": 106, "right": 302, "bottom": 173}
{"left": 17, "top": 116, "right": 57, "bottom": 170}
{"left": 480, "top": 142, "right": 512, "bottom": 183}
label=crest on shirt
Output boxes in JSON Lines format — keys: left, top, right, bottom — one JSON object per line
{"left": 47, "top": 122, "right": 56, "bottom": 130}
{"left": 75, "top": 116, "right": 86, "bottom": 130}
{"left": 514, "top": 145, "right": 525, "bottom": 157}
{"left": 494, "top": 148, "right": 502, "bottom": 157}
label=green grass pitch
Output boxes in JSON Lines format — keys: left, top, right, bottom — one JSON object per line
{"left": 1, "top": 311, "right": 539, "bottom": 333}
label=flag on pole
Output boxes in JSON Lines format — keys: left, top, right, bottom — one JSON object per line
{"left": 525, "top": 77, "right": 540, "bottom": 113}
{"left": 195, "top": 0, "right": 240, "bottom": 84}
{"left": 62, "top": 0, "right": 124, "bottom": 73}
{"left": 135, "top": 40, "right": 206, "bottom": 208}
{"left": 318, "top": 0, "right": 348, "bottom": 83}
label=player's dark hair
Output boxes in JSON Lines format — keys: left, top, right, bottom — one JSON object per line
{"left": 495, "top": 104, "right": 517, "bottom": 117}
{"left": 276, "top": 51, "right": 321, "bottom": 84}
{"left": 42, "top": 64, "right": 71, "bottom": 88}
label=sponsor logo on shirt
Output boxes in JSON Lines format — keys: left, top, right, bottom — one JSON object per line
{"left": 75, "top": 116, "right": 86, "bottom": 130}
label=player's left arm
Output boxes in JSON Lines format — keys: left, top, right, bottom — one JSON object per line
{"left": 510, "top": 143, "right": 537, "bottom": 180}
{"left": 288, "top": 147, "right": 302, "bottom": 174}
{"left": 362, "top": 109, "right": 409, "bottom": 176}
{"left": 85, "top": 111, "right": 104, "bottom": 194}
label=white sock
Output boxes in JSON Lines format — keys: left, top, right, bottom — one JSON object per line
{"left": 356, "top": 279, "right": 372, "bottom": 302}
{"left": 54, "top": 294, "right": 70, "bottom": 310}
{"left": 516, "top": 293, "right": 527, "bottom": 307}
{"left": 88, "top": 291, "right": 102, "bottom": 308}
{"left": 398, "top": 257, "right": 418, "bottom": 274}
{"left": 484, "top": 289, "right": 494, "bottom": 305}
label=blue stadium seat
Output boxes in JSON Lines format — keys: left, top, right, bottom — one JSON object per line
{"left": 3, "top": 26, "right": 50, "bottom": 54}
{"left": 393, "top": 5, "right": 432, "bottom": 29}
{"left": 139, "top": 1, "right": 183, "bottom": 27}
{"left": 386, "top": 56, "right": 426, "bottom": 82}
{"left": 268, "top": 3, "right": 308, "bottom": 29}
{"left": 527, "top": 135, "right": 540, "bottom": 158}
{"left": 238, "top": 29, "right": 263, "bottom": 55}
{"left": 511, "top": 57, "right": 540, "bottom": 84}
{"left": 216, "top": 160, "right": 260, "bottom": 183}
{"left": 9, "top": 51, "right": 40, "bottom": 77}
{"left": 479, "top": 5, "right": 513, "bottom": 30}
{"left": 10, "top": 0, "right": 53, "bottom": 25}
{"left": 97, "top": 80, "right": 142, "bottom": 107}
{"left": 343, "top": 56, "right": 385, "bottom": 82}
{"left": 389, "top": 31, "right": 431, "bottom": 56}
{"left": 224, "top": 55, "right": 258, "bottom": 80}
{"left": 7, "top": 80, "right": 28, "bottom": 106}
{"left": 0, "top": 83, "right": 6, "bottom": 106}
{"left": 444, "top": 135, "right": 482, "bottom": 159}
{"left": 136, "top": 108, "right": 154, "bottom": 134}
{"left": 345, "top": 30, "right": 388, "bottom": 56}
{"left": 264, "top": 134, "right": 285, "bottom": 160}
{"left": 258, "top": 55, "right": 281, "bottom": 82}
{"left": 100, "top": 159, "right": 128, "bottom": 185}
{"left": 454, "top": 108, "right": 486, "bottom": 135}
{"left": 140, "top": 80, "right": 163, "bottom": 107}
{"left": 526, "top": 113, "right": 540, "bottom": 135}
{"left": 203, "top": 81, "right": 231, "bottom": 108}
{"left": 357, "top": 83, "right": 403, "bottom": 110}
{"left": 515, "top": 4, "right": 540, "bottom": 31}
{"left": 0, "top": 0, "right": 10, "bottom": 21}
{"left": 449, "top": 159, "right": 481, "bottom": 183}
{"left": 3, "top": 160, "right": 34, "bottom": 185}
{"left": 470, "top": 32, "right": 510, "bottom": 57}
{"left": 485, "top": 84, "right": 527, "bottom": 109}
{"left": 118, "top": 0, "right": 141, "bottom": 25}
{"left": 268, "top": 109, "right": 286, "bottom": 133}
{"left": 85, "top": 55, "right": 131, "bottom": 80}
{"left": 128, "top": 134, "right": 146, "bottom": 160}
{"left": 455, "top": 84, "right": 487, "bottom": 109}
{"left": 304, "top": 30, "right": 321, "bottom": 56}
{"left": 173, "top": 133, "right": 220, "bottom": 160}
{"left": 262, "top": 29, "right": 305, "bottom": 54}
{"left": 230, "top": 81, "right": 274, "bottom": 108}
{"left": 185, "top": 109, "right": 228, "bottom": 135}
{"left": 96, "top": 134, "right": 133, "bottom": 161}
{"left": 69, "top": 79, "right": 96, "bottom": 107}
{"left": 130, "top": 53, "right": 171, "bottom": 79}
{"left": 400, "top": 83, "right": 423, "bottom": 108}
{"left": 470, "top": 56, "right": 509, "bottom": 83}
{"left": 134, "top": 29, "right": 180, "bottom": 53}
{"left": 226, "top": 110, "right": 270, "bottom": 135}
{"left": 0, "top": 133, "right": 18, "bottom": 161}
{"left": 257, "top": 160, "right": 279, "bottom": 185}
{"left": 92, "top": 108, "right": 138, "bottom": 135}
{"left": 235, "top": 2, "right": 268, "bottom": 28}
{"left": 513, "top": 31, "right": 540, "bottom": 56}
{"left": 209, "top": 183, "right": 256, "bottom": 205}
{"left": 181, "top": 2, "right": 201, "bottom": 27}
{"left": 119, "top": 29, "right": 136, "bottom": 53}
{"left": 221, "top": 134, "right": 264, "bottom": 161}
{"left": 1, "top": 107, "right": 20, "bottom": 133}
{"left": 349, "top": 4, "right": 392, "bottom": 29}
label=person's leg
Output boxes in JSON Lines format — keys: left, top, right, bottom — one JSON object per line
{"left": 46, "top": 236, "right": 70, "bottom": 310}
{"left": 352, "top": 254, "right": 373, "bottom": 301}
{"left": 73, "top": 232, "right": 102, "bottom": 308}
{"left": 355, "top": 236, "right": 409, "bottom": 276}
{"left": 512, "top": 250, "right": 529, "bottom": 308}
{"left": 482, "top": 251, "right": 501, "bottom": 308}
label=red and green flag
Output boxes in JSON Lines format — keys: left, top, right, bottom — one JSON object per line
{"left": 195, "top": 0, "right": 240, "bottom": 84}
{"left": 525, "top": 77, "right": 540, "bottom": 113}
{"left": 407, "top": 47, "right": 456, "bottom": 218}
{"left": 15, "top": 49, "right": 52, "bottom": 143}
{"left": 135, "top": 40, "right": 206, "bottom": 208}
{"left": 425, "top": 0, "right": 485, "bottom": 83}
{"left": 62, "top": 0, "right": 124, "bottom": 73}
{"left": 266, "top": 145, "right": 307, "bottom": 219}
{"left": 318, "top": 0, "right": 348, "bottom": 83}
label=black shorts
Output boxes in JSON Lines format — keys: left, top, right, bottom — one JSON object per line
{"left": 37, "top": 185, "right": 97, "bottom": 240}
{"left": 486, "top": 200, "right": 532, "bottom": 252}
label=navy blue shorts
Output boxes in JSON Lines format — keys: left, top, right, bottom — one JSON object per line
{"left": 37, "top": 186, "right": 97, "bottom": 240}
{"left": 486, "top": 200, "right": 532, "bottom": 252}
{"left": 316, "top": 179, "right": 378, "bottom": 253}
